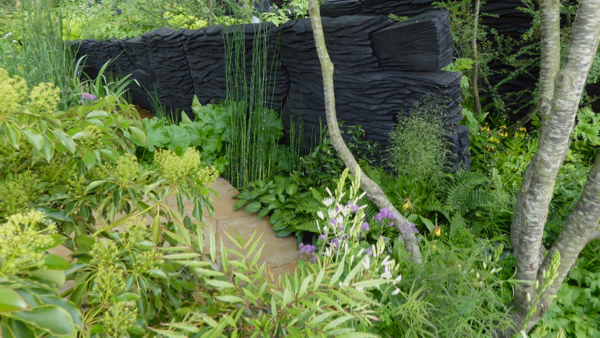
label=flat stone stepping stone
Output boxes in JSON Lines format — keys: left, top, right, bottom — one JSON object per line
{"left": 50, "top": 178, "right": 301, "bottom": 279}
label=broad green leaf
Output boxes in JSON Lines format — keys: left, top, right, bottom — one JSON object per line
{"left": 86, "top": 110, "right": 109, "bottom": 119}
{"left": 351, "top": 279, "right": 391, "bottom": 288}
{"left": 162, "top": 253, "right": 201, "bottom": 260}
{"left": 244, "top": 201, "right": 262, "bottom": 213}
{"left": 233, "top": 199, "right": 247, "bottom": 211}
{"left": 286, "top": 183, "right": 298, "bottom": 196}
{"left": 22, "top": 129, "right": 43, "bottom": 150}
{"left": 39, "top": 135, "right": 55, "bottom": 162}
{"left": 82, "top": 152, "right": 96, "bottom": 170}
{"left": 38, "top": 296, "right": 83, "bottom": 331}
{"left": 5, "top": 123, "right": 20, "bottom": 149}
{"left": 129, "top": 126, "right": 146, "bottom": 144}
{"left": 114, "top": 293, "right": 141, "bottom": 302}
{"left": 0, "top": 287, "right": 28, "bottom": 313}
{"left": 323, "top": 315, "right": 354, "bottom": 331}
{"left": 420, "top": 216, "right": 435, "bottom": 232}
{"left": 275, "top": 228, "right": 293, "bottom": 238}
{"left": 52, "top": 130, "right": 76, "bottom": 153}
{"left": 150, "top": 216, "right": 161, "bottom": 244}
{"left": 257, "top": 207, "right": 270, "bottom": 218}
{"left": 29, "top": 269, "right": 65, "bottom": 287}
{"left": 194, "top": 267, "right": 224, "bottom": 277}
{"left": 43, "top": 254, "right": 71, "bottom": 270}
{"left": 6, "top": 305, "right": 75, "bottom": 336}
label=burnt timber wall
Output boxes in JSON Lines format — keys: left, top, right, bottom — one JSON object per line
{"left": 72, "top": 11, "right": 471, "bottom": 168}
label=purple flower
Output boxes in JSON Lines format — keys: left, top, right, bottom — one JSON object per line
{"left": 338, "top": 225, "right": 343, "bottom": 231}
{"left": 360, "top": 222, "right": 370, "bottom": 232}
{"left": 299, "top": 243, "right": 317, "bottom": 258}
{"left": 331, "top": 237, "right": 340, "bottom": 249}
{"left": 80, "top": 93, "right": 97, "bottom": 105}
{"left": 352, "top": 204, "right": 359, "bottom": 212}
{"left": 318, "top": 234, "right": 327, "bottom": 241}
{"left": 269, "top": 5, "right": 273, "bottom": 10}
{"left": 331, "top": 218, "right": 337, "bottom": 226}
{"left": 374, "top": 208, "right": 394, "bottom": 222}
{"left": 365, "top": 248, "right": 373, "bottom": 256}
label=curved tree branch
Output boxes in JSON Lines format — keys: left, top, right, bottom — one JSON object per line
{"left": 307, "top": 0, "right": 422, "bottom": 263}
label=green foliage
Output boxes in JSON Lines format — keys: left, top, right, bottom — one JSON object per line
{"left": 373, "top": 238, "right": 515, "bottom": 337}
{"left": 136, "top": 96, "right": 229, "bottom": 170}
{"left": 0, "top": 0, "right": 75, "bottom": 109}
{"left": 388, "top": 94, "right": 454, "bottom": 188}
{"left": 233, "top": 175, "right": 323, "bottom": 238}
{"left": 0, "top": 211, "right": 82, "bottom": 337}
{"left": 531, "top": 262, "right": 600, "bottom": 338}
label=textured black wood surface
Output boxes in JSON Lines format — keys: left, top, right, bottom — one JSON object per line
{"left": 71, "top": 12, "right": 471, "bottom": 168}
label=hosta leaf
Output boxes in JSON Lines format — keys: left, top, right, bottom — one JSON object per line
{"left": 244, "top": 201, "right": 262, "bottom": 213}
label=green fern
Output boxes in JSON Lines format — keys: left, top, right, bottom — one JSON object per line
{"left": 444, "top": 171, "right": 488, "bottom": 209}
{"left": 293, "top": 220, "right": 320, "bottom": 233}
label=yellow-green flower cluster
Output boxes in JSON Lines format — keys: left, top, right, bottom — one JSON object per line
{"left": 122, "top": 218, "right": 147, "bottom": 250}
{"left": 133, "top": 249, "right": 161, "bottom": 277}
{"left": 112, "top": 153, "right": 139, "bottom": 187}
{"left": 0, "top": 68, "right": 61, "bottom": 115}
{"left": 0, "top": 68, "right": 28, "bottom": 114}
{"left": 154, "top": 148, "right": 201, "bottom": 184}
{"left": 93, "top": 264, "right": 126, "bottom": 305}
{"left": 100, "top": 301, "right": 138, "bottom": 336}
{"left": 196, "top": 165, "right": 219, "bottom": 186}
{"left": 76, "top": 125, "right": 103, "bottom": 152}
{"left": 28, "top": 82, "right": 61, "bottom": 113}
{"left": 0, "top": 210, "right": 56, "bottom": 274}
{"left": 90, "top": 238, "right": 119, "bottom": 266}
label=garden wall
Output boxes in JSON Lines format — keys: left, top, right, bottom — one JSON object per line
{"left": 72, "top": 11, "right": 471, "bottom": 168}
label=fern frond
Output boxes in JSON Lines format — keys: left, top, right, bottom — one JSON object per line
{"left": 293, "top": 220, "right": 321, "bottom": 233}
{"left": 444, "top": 171, "right": 488, "bottom": 209}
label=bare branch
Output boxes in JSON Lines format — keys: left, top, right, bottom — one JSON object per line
{"left": 307, "top": 0, "right": 422, "bottom": 263}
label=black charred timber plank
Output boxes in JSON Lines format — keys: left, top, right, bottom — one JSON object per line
{"left": 71, "top": 13, "right": 469, "bottom": 168}
{"left": 370, "top": 11, "right": 452, "bottom": 71}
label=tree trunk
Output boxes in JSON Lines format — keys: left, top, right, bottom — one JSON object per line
{"left": 507, "top": 0, "right": 600, "bottom": 334}
{"left": 512, "top": 0, "right": 561, "bottom": 129}
{"left": 307, "top": 0, "right": 422, "bottom": 263}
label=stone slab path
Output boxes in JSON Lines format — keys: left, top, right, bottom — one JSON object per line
{"left": 50, "top": 178, "right": 301, "bottom": 279}
{"left": 195, "top": 178, "right": 301, "bottom": 277}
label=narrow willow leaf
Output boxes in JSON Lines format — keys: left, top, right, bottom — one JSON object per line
{"left": 329, "top": 259, "right": 345, "bottom": 287}
{"left": 216, "top": 296, "right": 244, "bottom": 303}
{"left": 307, "top": 312, "right": 337, "bottom": 328}
{"left": 205, "top": 280, "right": 234, "bottom": 289}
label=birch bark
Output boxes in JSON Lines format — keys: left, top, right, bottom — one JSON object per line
{"left": 307, "top": 0, "right": 422, "bottom": 263}
{"left": 507, "top": 0, "right": 600, "bottom": 334}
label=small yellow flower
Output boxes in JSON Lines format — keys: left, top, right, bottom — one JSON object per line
{"left": 433, "top": 226, "right": 442, "bottom": 237}
{"left": 519, "top": 127, "right": 527, "bottom": 132}
{"left": 402, "top": 198, "right": 413, "bottom": 212}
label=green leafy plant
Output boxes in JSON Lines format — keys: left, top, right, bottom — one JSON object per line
{"left": 233, "top": 174, "right": 322, "bottom": 238}
{"left": 136, "top": 96, "right": 229, "bottom": 170}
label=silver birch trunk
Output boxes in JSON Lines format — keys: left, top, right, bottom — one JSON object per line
{"left": 507, "top": 0, "right": 600, "bottom": 334}
{"left": 307, "top": 0, "right": 422, "bottom": 263}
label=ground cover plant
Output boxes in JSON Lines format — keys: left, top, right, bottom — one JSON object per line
{"left": 2, "top": 0, "right": 600, "bottom": 336}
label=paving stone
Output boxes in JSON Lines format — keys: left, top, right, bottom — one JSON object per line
{"left": 51, "top": 178, "right": 300, "bottom": 280}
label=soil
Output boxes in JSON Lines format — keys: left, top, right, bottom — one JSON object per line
{"left": 134, "top": 105, "right": 155, "bottom": 119}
